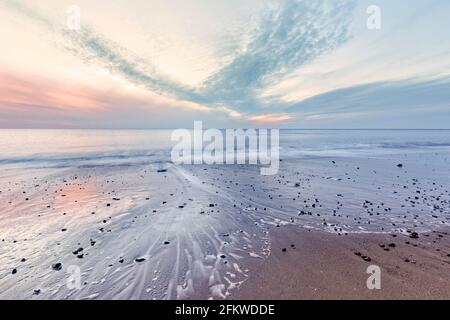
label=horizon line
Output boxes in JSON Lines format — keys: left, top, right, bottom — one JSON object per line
{"left": 0, "top": 128, "right": 449, "bottom": 131}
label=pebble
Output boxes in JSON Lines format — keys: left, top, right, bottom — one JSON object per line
{"left": 52, "top": 263, "right": 62, "bottom": 271}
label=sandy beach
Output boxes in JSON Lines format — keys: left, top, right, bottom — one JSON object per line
{"left": 0, "top": 130, "right": 449, "bottom": 300}
{"left": 236, "top": 226, "right": 450, "bottom": 300}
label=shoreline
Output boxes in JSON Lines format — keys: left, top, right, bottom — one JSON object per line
{"left": 1, "top": 146, "right": 449, "bottom": 299}
{"left": 234, "top": 226, "right": 450, "bottom": 300}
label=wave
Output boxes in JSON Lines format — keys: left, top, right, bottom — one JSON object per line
{"left": 1, "top": 133, "right": 449, "bottom": 166}
{"left": 379, "top": 141, "right": 450, "bottom": 149}
{"left": 0, "top": 150, "right": 170, "bottom": 166}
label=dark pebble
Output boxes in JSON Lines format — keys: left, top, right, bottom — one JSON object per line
{"left": 410, "top": 232, "right": 419, "bottom": 239}
{"left": 52, "top": 263, "right": 62, "bottom": 271}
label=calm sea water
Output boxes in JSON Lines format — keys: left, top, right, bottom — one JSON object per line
{"left": 0, "top": 129, "right": 449, "bottom": 168}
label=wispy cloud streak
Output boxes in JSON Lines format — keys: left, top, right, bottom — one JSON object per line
{"left": 3, "top": 0, "right": 450, "bottom": 128}
{"left": 3, "top": 0, "right": 356, "bottom": 121}
{"left": 200, "top": 0, "right": 356, "bottom": 111}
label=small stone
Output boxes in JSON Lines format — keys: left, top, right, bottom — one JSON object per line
{"left": 52, "top": 263, "right": 62, "bottom": 271}
{"left": 73, "top": 248, "right": 83, "bottom": 255}
{"left": 410, "top": 232, "right": 419, "bottom": 239}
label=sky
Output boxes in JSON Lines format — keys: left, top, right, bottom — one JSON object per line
{"left": 0, "top": 0, "right": 449, "bottom": 129}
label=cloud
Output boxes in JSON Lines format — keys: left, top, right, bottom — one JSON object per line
{"left": 200, "top": 0, "right": 356, "bottom": 111}
{"left": 2, "top": 0, "right": 356, "bottom": 117}
{"left": 3, "top": 0, "right": 450, "bottom": 128}
{"left": 0, "top": 72, "right": 108, "bottom": 112}
{"left": 63, "top": 0, "right": 356, "bottom": 116}
{"left": 285, "top": 77, "right": 450, "bottom": 128}
{"left": 248, "top": 114, "right": 291, "bottom": 123}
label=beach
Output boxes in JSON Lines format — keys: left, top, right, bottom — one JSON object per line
{"left": 236, "top": 226, "right": 450, "bottom": 300}
{"left": 0, "top": 129, "right": 449, "bottom": 299}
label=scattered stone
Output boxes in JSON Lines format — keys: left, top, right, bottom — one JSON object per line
{"left": 410, "top": 232, "right": 419, "bottom": 239}
{"left": 73, "top": 248, "right": 83, "bottom": 255}
{"left": 52, "top": 263, "right": 62, "bottom": 271}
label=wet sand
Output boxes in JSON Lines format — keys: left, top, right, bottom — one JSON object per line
{"left": 0, "top": 149, "right": 449, "bottom": 300}
{"left": 236, "top": 226, "right": 450, "bottom": 300}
